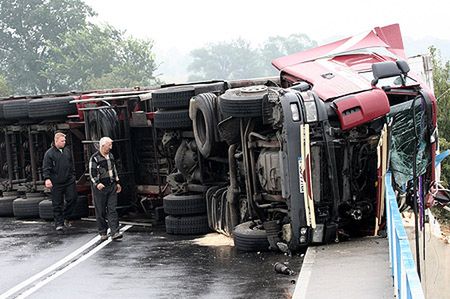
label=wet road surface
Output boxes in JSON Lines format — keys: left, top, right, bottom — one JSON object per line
{"left": 0, "top": 218, "right": 303, "bottom": 298}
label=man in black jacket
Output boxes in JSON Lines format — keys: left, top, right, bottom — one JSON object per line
{"left": 89, "top": 137, "right": 122, "bottom": 241}
{"left": 43, "top": 132, "right": 77, "bottom": 231}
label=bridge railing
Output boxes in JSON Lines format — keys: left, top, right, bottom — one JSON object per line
{"left": 385, "top": 172, "right": 425, "bottom": 299}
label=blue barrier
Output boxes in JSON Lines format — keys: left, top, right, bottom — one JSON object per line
{"left": 435, "top": 149, "right": 450, "bottom": 167}
{"left": 385, "top": 172, "right": 425, "bottom": 299}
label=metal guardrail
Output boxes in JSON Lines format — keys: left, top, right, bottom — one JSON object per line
{"left": 385, "top": 172, "right": 425, "bottom": 299}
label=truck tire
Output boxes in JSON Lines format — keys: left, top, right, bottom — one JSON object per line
{"left": 13, "top": 197, "right": 44, "bottom": 219}
{"left": 153, "top": 109, "right": 192, "bottom": 129}
{"left": 39, "top": 196, "right": 89, "bottom": 220}
{"left": 152, "top": 83, "right": 226, "bottom": 109}
{"left": 28, "top": 97, "right": 77, "bottom": 119}
{"left": 233, "top": 221, "right": 270, "bottom": 252}
{"left": 190, "top": 93, "right": 218, "bottom": 157}
{"left": 86, "top": 108, "right": 119, "bottom": 150}
{"left": 219, "top": 85, "right": 268, "bottom": 118}
{"left": 152, "top": 86, "right": 197, "bottom": 109}
{"left": 39, "top": 199, "right": 54, "bottom": 220}
{"left": 3, "top": 99, "right": 29, "bottom": 120}
{"left": 165, "top": 215, "right": 210, "bottom": 235}
{"left": 0, "top": 195, "right": 17, "bottom": 216}
{"left": 205, "top": 185, "right": 223, "bottom": 228}
{"left": 163, "top": 193, "right": 206, "bottom": 215}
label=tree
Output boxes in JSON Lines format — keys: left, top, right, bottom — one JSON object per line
{"left": 41, "top": 24, "right": 121, "bottom": 91}
{"left": 86, "top": 37, "right": 159, "bottom": 89}
{"left": 188, "top": 34, "right": 317, "bottom": 81}
{"left": 188, "top": 39, "right": 262, "bottom": 81}
{"left": 430, "top": 47, "right": 450, "bottom": 138}
{"left": 0, "top": 0, "right": 159, "bottom": 94}
{"left": 0, "top": 75, "right": 12, "bottom": 97}
{"left": 42, "top": 25, "right": 158, "bottom": 91}
{"left": 430, "top": 46, "right": 450, "bottom": 186}
{"left": 0, "top": 0, "right": 94, "bottom": 94}
{"left": 259, "top": 34, "right": 317, "bottom": 76}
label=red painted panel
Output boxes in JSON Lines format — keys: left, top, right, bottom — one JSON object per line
{"left": 333, "top": 89, "right": 390, "bottom": 130}
{"left": 272, "top": 24, "right": 404, "bottom": 70}
{"left": 282, "top": 59, "right": 373, "bottom": 100}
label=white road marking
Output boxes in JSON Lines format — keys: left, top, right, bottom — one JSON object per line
{"left": 0, "top": 225, "right": 132, "bottom": 299}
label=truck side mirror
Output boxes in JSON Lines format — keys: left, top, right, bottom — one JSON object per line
{"left": 396, "top": 60, "right": 410, "bottom": 86}
{"left": 396, "top": 60, "right": 410, "bottom": 75}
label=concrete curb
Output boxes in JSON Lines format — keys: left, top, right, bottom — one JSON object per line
{"left": 292, "top": 248, "right": 316, "bottom": 299}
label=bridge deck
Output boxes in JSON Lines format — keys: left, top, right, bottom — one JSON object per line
{"left": 293, "top": 236, "right": 393, "bottom": 299}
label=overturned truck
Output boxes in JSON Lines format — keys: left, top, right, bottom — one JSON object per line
{"left": 0, "top": 24, "right": 437, "bottom": 252}
{"left": 154, "top": 24, "right": 437, "bottom": 251}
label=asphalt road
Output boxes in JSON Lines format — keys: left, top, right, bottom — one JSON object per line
{"left": 0, "top": 218, "right": 303, "bottom": 299}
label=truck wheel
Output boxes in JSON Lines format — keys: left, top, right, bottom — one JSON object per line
{"left": 165, "top": 215, "right": 210, "bottom": 235}
{"left": 163, "top": 193, "right": 206, "bottom": 215}
{"left": 233, "top": 221, "right": 270, "bottom": 252}
{"left": 152, "top": 83, "right": 226, "bottom": 109}
{"left": 190, "top": 93, "right": 218, "bottom": 157}
{"left": 86, "top": 108, "right": 119, "bottom": 149}
{"left": 38, "top": 199, "right": 54, "bottom": 220}
{"left": 153, "top": 109, "right": 192, "bottom": 129}
{"left": 219, "top": 85, "right": 268, "bottom": 118}
{"left": 206, "top": 185, "right": 222, "bottom": 228}
{"left": 13, "top": 197, "right": 45, "bottom": 219}
{"left": 2, "top": 99, "right": 29, "bottom": 120}
{"left": 152, "top": 86, "right": 197, "bottom": 109}
{"left": 28, "top": 97, "right": 77, "bottom": 119}
{"left": 0, "top": 195, "right": 17, "bottom": 216}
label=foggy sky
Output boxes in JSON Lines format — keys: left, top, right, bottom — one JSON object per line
{"left": 83, "top": 0, "right": 450, "bottom": 82}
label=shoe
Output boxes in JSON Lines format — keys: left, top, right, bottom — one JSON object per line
{"left": 64, "top": 220, "right": 73, "bottom": 228}
{"left": 111, "top": 232, "right": 123, "bottom": 240}
{"left": 100, "top": 234, "right": 108, "bottom": 241}
{"left": 56, "top": 226, "right": 64, "bottom": 231}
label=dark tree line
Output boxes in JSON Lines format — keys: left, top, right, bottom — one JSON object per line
{"left": 0, "top": 0, "right": 158, "bottom": 96}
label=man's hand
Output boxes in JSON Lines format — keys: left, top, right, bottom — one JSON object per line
{"left": 96, "top": 183, "right": 105, "bottom": 191}
{"left": 45, "top": 179, "right": 53, "bottom": 189}
{"left": 116, "top": 184, "right": 122, "bottom": 193}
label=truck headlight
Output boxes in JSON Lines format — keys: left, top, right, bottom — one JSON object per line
{"left": 290, "top": 103, "right": 300, "bottom": 122}
{"left": 304, "top": 101, "right": 318, "bottom": 122}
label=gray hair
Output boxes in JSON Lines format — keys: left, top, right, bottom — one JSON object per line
{"left": 99, "top": 137, "right": 113, "bottom": 148}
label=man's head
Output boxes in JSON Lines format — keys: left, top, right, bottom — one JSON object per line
{"left": 54, "top": 132, "right": 66, "bottom": 149}
{"left": 99, "top": 137, "right": 113, "bottom": 154}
